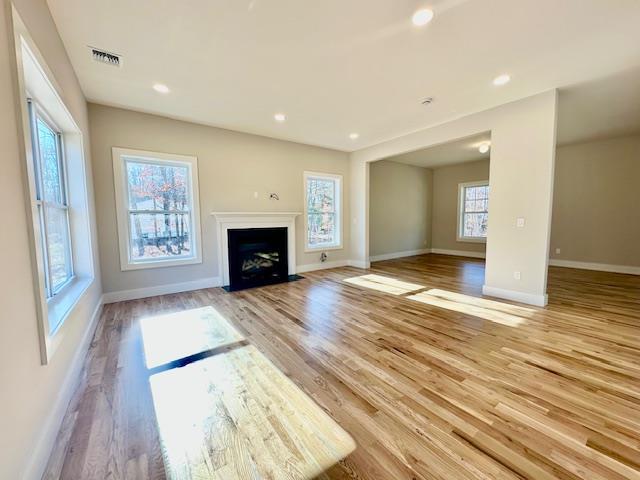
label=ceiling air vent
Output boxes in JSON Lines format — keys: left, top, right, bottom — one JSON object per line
{"left": 90, "top": 47, "right": 121, "bottom": 67}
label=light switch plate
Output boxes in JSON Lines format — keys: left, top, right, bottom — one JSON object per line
{"left": 516, "top": 217, "right": 525, "bottom": 228}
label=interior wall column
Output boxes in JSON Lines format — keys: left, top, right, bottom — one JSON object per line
{"left": 482, "top": 90, "right": 558, "bottom": 306}
{"left": 348, "top": 157, "right": 370, "bottom": 268}
{"left": 350, "top": 90, "right": 558, "bottom": 306}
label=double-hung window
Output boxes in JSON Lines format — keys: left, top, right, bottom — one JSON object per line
{"left": 458, "top": 181, "right": 489, "bottom": 242}
{"left": 19, "top": 36, "right": 95, "bottom": 362}
{"left": 28, "top": 101, "right": 74, "bottom": 297}
{"left": 112, "top": 148, "right": 202, "bottom": 270}
{"left": 304, "top": 172, "right": 342, "bottom": 250}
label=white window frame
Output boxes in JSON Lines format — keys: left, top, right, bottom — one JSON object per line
{"left": 303, "top": 171, "right": 343, "bottom": 252}
{"left": 28, "top": 100, "right": 75, "bottom": 297}
{"left": 112, "top": 147, "right": 203, "bottom": 271}
{"left": 457, "top": 180, "right": 489, "bottom": 243}
{"left": 14, "top": 29, "right": 96, "bottom": 364}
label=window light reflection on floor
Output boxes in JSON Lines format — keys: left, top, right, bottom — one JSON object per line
{"left": 424, "top": 289, "right": 535, "bottom": 316}
{"left": 140, "top": 306, "right": 245, "bottom": 369}
{"left": 343, "top": 274, "right": 425, "bottom": 295}
{"left": 408, "top": 289, "right": 533, "bottom": 327}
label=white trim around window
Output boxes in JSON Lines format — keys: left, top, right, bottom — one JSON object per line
{"left": 14, "top": 32, "right": 96, "bottom": 363}
{"left": 112, "top": 148, "right": 203, "bottom": 271}
{"left": 303, "top": 171, "right": 343, "bottom": 252}
{"left": 457, "top": 180, "right": 490, "bottom": 243}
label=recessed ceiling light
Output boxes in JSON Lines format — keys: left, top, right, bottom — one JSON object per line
{"left": 412, "top": 8, "right": 434, "bottom": 26}
{"left": 479, "top": 143, "right": 491, "bottom": 154}
{"left": 349, "top": 133, "right": 359, "bottom": 140}
{"left": 492, "top": 74, "right": 511, "bottom": 86}
{"left": 153, "top": 83, "right": 170, "bottom": 94}
{"left": 274, "top": 113, "right": 286, "bottom": 123}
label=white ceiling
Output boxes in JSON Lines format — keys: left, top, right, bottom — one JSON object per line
{"left": 385, "top": 132, "right": 491, "bottom": 168}
{"left": 557, "top": 65, "right": 640, "bottom": 146}
{"left": 46, "top": 0, "right": 640, "bottom": 152}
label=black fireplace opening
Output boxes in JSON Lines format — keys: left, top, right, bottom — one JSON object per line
{"left": 226, "top": 227, "right": 300, "bottom": 291}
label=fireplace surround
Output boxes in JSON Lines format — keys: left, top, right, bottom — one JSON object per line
{"left": 211, "top": 212, "right": 302, "bottom": 290}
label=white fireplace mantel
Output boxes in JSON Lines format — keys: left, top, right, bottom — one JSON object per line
{"left": 211, "top": 212, "right": 302, "bottom": 286}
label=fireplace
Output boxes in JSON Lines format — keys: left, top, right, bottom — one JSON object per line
{"left": 226, "top": 227, "right": 289, "bottom": 291}
{"left": 212, "top": 211, "right": 302, "bottom": 290}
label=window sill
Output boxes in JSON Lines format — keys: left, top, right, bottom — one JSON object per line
{"left": 47, "top": 276, "right": 93, "bottom": 337}
{"left": 456, "top": 237, "right": 487, "bottom": 244}
{"left": 304, "top": 244, "right": 343, "bottom": 253}
{"left": 120, "top": 255, "right": 202, "bottom": 271}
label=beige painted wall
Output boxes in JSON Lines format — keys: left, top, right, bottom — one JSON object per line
{"left": 428, "top": 134, "right": 640, "bottom": 267}
{"left": 0, "top": 1, "right": 102, "bottom": 478}
{"left": 431, "top": 159, "right": 490, "bottom": 255}
{"left": 551, "top": 135, "right": 640, "bottom": 267}
{"left": 369, "top": 160, "right": 432, "bottom": 257}
{"left": 88, "top": 104, "right": 350, "bottom": 294}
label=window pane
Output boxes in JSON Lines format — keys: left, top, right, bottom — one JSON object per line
{"left": 36, "top": 118, "right": 63, "bottom": 204}
{"left": 45, "top": 206, "right": 71, "bottom": 292}
{"left": 129, "top": 212, "right": 192, "bottom": 260}
{"left": 308, "top": 213, "right": 336, "bottom": 246}
{"left": 306, "top": 178, "right": 335, "bottom": 213}
{"left": 465, "top": 187, "right": 475, "bottom": 201}
{"left": 126, "top": 160, "right": 189, "bottom": 212}
{"left": 463, "top": 212, "right": 488, "bottom": 238}
{"left": 464, "top": 199, "right": 475, "bottom": 212}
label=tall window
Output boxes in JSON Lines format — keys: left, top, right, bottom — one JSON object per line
{"left": 28, "top": 101, "right": 73, "bottom": 297}
{"left": 458, "top": 181, "right": 489, "bottom": 241}
{"left": 112, "top": 148, "right": 202, "bottom": 270}
{"left": 304, "top": 172, "right": 342, "bottom": 250}
{"left": 20, "top": 38, "right": 95, "bottom": 361}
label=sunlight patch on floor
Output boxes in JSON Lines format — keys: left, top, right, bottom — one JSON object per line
{"left": 140, "top": 306, "right": 245, "bottom": 369}
{"left": 425, "top": 289, "right": 535, "bottom": 316}
{"left": 343, "top": 274, "right": 425, "bottom": 295}
{"left": 408, "top": 289, "right": 533, "bottom": 327}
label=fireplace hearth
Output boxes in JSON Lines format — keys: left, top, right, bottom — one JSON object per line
{"left": 224, "top": 227, "right": 302, "bottom": 291}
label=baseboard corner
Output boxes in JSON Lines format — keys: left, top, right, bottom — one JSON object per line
{"left": 348, "top": 259, "right": 371, "bottom": 269}
{"left": 482, "top": 284, "right": 547, "bottom": 307}
{"left": 369, "top": 248, "right": 430, "bottom": 262}
{"left": 430, "top": 248, "right": 486, "bottom": 259}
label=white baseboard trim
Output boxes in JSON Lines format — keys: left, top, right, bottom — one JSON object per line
{"left": 370, "top": 248, "right": 430, "bottom": 262}
{"left": 482, "top": 285, "right": 547, "bottom": 307}
{"left": 549, "top": 259, "right": 640, "bottom": 275}
{"left": 25, "top": 295, "right": 103, "bottom": 480}
{"left": 103, "top": 277, "right": 222, "bottom": 304}
{"left": 103, "top": 260, "right": 362, "bottom": 303}
{"left": 430, "top": 248, "right": 486, "bottom": 259}
{"left": 296, "top": 260, "right": 349, "bottom": 273}
{"left": 348, "top": 259, "right": 371, "bottom": 269}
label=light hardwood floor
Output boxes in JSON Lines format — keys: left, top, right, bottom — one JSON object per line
{"left": 44, "top": 254, "right": 640, "bottom": 479}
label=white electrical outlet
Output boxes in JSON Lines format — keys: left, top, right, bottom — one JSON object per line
{"left": 513, "top": 271, "right": 521, "bottom": 280}
{"left": 555, "top": 248, "right": 561, "bottom": 254}
{"left": 253, "top": 191, "right": 258, "bottom": 199}
{"left": 516, "top": 217, "right": 525, "bottom": 228}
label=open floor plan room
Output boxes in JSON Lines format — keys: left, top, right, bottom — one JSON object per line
{"left": 1, "top": 1, "right": 639, "bottom": 479}
{"left": 45, "top": 256, "right": 640, "bottom": 479}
